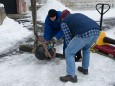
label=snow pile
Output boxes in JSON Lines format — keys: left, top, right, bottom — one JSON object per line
{"left": 105, "top": 27, "right": 115, "bottom": 39}
{"left": 37, "top": 0, "right": 71, "bottom": 22}
{"left": 0, "top": 17, "right": 32, "bottom": 52}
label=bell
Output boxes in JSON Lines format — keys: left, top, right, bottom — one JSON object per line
{"left": 35, "top": 45, "right": 54, "bottom": 60}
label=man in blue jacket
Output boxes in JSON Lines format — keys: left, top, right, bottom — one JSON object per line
{"left": 59, "top": 10, "right": 100, "bottom": 83}
{"left": 44, "top": 9, "right": 82, "bottom": 61}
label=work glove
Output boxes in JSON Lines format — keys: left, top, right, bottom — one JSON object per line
{"left": 52, "top": 37, "right": 58, "bottom": 43}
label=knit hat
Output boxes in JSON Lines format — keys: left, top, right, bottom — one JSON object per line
{"left": 48, "top": 9, "right": 57, "bottom": 17}
{"left": 61, "top": 10, "right": 70, "bottom": 19}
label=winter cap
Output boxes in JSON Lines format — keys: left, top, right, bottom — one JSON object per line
{"left": 48, "top": 9, "right": 57, "bottom": 17}
{"left": 61, "top": 10, "right": 70, "bottom": 19}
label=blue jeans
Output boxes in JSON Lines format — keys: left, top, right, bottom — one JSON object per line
{"left": 65, "top": 34, "right": 99, "bottom": 76}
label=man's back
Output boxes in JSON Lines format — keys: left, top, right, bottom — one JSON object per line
{"left": 63, "top": 13, "right": 100, "bottom": 35}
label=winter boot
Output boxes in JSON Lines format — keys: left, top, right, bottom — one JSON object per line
{"left": 78, "top": 66, "right": 88, "bottom": 75}
{"left": 60, "top": 75, "right": 77, "bottom": 83}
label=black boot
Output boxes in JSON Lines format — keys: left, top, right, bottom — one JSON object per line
{"left": 60, "top": 75, "right": 77, "bottom": 83}
{"left": 75, "top": 50, "right": 82, "bottom": 62}
{"left": 78, "top": 66, "right": 88, "bottom": 75}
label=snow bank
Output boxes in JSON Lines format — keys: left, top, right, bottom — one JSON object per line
{"left": 0, "top": 17, "right": 32, "bottom": 52}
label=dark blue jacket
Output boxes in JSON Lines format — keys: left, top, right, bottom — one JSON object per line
{"left": 62, "top": 13, "right": 100, "bottom": 36}
{"left": 44, "top": 11, "right": 63, "bottom": 41}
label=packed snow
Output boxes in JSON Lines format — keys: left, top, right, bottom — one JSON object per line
{"left": 0, "top": 0, "right": 115, "bottom": 86}
{"left": 0, "top": 17, "right": 32, "bottom": 53}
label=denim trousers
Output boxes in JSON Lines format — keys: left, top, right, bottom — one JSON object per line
{"left": 65, "top": 34, "right": 99, "bottom": 76}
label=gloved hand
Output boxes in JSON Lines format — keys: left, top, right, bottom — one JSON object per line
{"left": 52, "top": 37, "right": 58, "bottom": 43}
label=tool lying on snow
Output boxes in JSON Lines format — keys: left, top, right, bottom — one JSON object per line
{"left": 91, "top": 3, "right": 115, "bottom": 58}
{"left": 19, "top": 0, "right": 64, "bottom": 60}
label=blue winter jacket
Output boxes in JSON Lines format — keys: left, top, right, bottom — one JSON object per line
{"left": 44, "top": 11, "right": 63, "bottom": 41}
{"left": 44, "top": 11, "right": 67, "bottom": 52}
{"left": 62, "top": 13, "right": 100, "bottom": 36}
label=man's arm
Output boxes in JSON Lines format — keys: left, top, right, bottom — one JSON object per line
{"left": 44, "top": 17, "right": 52, "bottom": 41}
{"left": 60, "top": 23, "right": 72, "bottom": 45}
{"left": 54, "top": 30, "right": 63, "bottom": 40}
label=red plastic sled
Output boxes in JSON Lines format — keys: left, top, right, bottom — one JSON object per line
{"left": 94, "top": 45, "right": 115, "bottom": 57}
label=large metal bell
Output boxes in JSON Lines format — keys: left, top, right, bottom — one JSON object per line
{"left": 35, "top": 45, "right": 46, "bottom": 60}
{"left": 35, "top": 45, "right": 55, "bottom": 60}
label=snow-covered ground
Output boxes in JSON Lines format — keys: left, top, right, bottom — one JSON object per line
{"left": 0, "top": 0, "right": 115, "bottom": 86}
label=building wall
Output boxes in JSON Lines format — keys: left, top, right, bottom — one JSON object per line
{"left": 61, "top": 0, "right": 115, "bottom": 10}
{"left": 17, "top": 0, "right": 27, "bottom": 14}
{"left": 0, "top": 0, "right": 27, "bottom": 14}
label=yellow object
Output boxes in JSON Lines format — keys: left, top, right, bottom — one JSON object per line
{"left": 90, "top": 43, "right": 96, "bottom": 52}
{"left": 96, "top": 31, "right": 108, "bottom": 45}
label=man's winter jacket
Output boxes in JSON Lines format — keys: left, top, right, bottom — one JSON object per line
{"left": 44, "top": 11, "right": 63, "bottom": 41}
{"left": 62, "top": 13, "right": 100, "bottom": 36}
